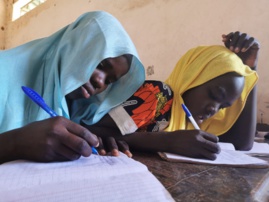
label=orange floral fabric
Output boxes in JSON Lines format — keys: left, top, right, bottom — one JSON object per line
{"left": 121, "top": 80, "right": 173, "bottom": 132}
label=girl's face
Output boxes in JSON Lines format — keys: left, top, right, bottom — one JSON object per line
{"left": 182, "top": 73, "right": 245, "bottom": 125}
{"left": 66, "top": 55, "right": 130, "bottom": 100}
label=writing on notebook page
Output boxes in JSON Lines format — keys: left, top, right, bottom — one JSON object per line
{"left": 158, "top": 142, "right": 269, "bottom": 168}
{"left": 0, "top": 153, "right": 174, "bottom": 202}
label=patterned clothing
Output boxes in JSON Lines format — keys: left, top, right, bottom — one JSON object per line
{"left": 109, "top": 80, "right": 173, "bottom": 135}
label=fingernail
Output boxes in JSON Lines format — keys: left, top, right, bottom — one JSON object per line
{"left": 94, "top": 135, "right": 99, "bottom": 147}
{"left": 99, "top": 149, "right": 106, "bottom": 156}
{"left": 125, "top": 151, "right": 133, "bottom": 158}
{"left": 112, "top": 149, "right": 119, "bottom": 156}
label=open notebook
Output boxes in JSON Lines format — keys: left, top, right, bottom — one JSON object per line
{"left": 0, "top": 153, "right": 174, "bottom": 202}
{"left": 159, "top": 142, "right": 269, "bottom": 168}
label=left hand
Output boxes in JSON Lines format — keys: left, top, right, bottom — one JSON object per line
{"left": 97, "top": 137, "right": 132, "bottom": 158}
{"left": 222, "top": 31, "right": 260, "bottom": 68}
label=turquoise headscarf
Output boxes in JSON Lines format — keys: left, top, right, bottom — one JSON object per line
{"left": 0, "top": 11, "right": 145, "bottom": 133}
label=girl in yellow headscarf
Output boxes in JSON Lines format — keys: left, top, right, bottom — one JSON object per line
{"left": 86, "top": 32, "right": 259, "bottom": 160}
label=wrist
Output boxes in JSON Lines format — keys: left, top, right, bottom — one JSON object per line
{"left": 0, "top": 130, "right": 18, "bottom": 163}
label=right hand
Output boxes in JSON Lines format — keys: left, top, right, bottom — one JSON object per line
{"left": 10, "top": 117, "right": 99, "bottom": 162}
{"left": 222, "top": 31, "right": 260, "bottom": 68}
{"left": 166, "top": 130, "right": 221, "bottom": 160}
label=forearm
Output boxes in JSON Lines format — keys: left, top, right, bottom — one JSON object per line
{"left": 119, "top": 131, "right": 170, "bottom": 153}
{"left": 84, "top": 124, "right": 170, "bottom": 152}
{"left": 219, "top": 84, "right": 257, "bottom": 150}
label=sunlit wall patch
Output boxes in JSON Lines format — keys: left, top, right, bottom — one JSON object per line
{"left": 12, "top": 0, "right": 47, "bottom": 21}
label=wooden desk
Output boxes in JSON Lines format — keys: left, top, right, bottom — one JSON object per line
{"left": 133, "top": 141, "right": 269, "bottom": 202}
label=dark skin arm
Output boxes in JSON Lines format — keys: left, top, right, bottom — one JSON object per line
{"left": 0, "top": 117, "right": 99, "bottom": 164}
{"left": 83, "top": 115, "right": 220, "bottom": 160}
{"left": 219, "top": 32, "right": 259, "bottom": 150}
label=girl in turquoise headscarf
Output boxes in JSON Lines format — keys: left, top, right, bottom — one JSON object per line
{"left": 0, "top": 11, "right": 145, "bottom": 163}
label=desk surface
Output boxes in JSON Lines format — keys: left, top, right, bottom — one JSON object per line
{"left": 133, "top": 140, "right": 269, "bottom": 202}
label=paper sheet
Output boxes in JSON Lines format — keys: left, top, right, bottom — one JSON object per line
{"left": 0, "top": 153, "right": 174, "bottom": 202}
{"left": 161, "top": 150, "right": 269, "bottom": 168}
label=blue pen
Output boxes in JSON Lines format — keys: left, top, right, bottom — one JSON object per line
{"left": 21, "top": 86, "right": 99, "bottom": 155}
{"left": 181, "top": 104, "right": 200, "bottom": 130}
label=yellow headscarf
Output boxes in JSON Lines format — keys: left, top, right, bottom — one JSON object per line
{"left": 165, "top": 45, "right": 258, "bottom": 135}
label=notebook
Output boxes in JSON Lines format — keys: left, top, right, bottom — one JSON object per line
{"left": 0, "top": 153, "right": 174, "bottom": 202}
{"left": 158, "top": 142, "right": 269, "bottom": 168}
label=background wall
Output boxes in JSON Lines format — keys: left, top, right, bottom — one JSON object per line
{"left": 0, "top": 0, "right": 7, "bottom": 50}
{"left": 2, "top": 0, "right": 269, "bottom": 124}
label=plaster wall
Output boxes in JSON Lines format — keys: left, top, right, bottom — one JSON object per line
{"left": 3, "top": 0, "right": 269, "bottom": 123}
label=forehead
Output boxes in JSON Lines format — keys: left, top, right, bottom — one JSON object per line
{"left": 203, "top": 72, "right": 244, "bottom": 98}
{"left": 205, "top": 72, "right": 244, "bottom": 87}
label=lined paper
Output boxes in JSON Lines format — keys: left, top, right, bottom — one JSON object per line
{"left": 159, "top": 142, "right": 269, "bottom": 168}
{"left": 0, "top": 153, "right": 174, "bottom": 202}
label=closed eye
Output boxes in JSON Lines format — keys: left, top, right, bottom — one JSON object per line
{"left": 209, "top": 86, "right": 226, "bottom": 102}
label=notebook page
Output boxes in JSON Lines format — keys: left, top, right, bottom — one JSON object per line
{"left": 219, "top": 142, "right": 236, "bottom": 150}
{"left": 243, "top": 142, "right": 269, "bottom": 155}
{"left": 162, "top": 150, "right": 269, "bottom": 168}
{"left": 0, "top": 153, "right": 174, "bottom": 202}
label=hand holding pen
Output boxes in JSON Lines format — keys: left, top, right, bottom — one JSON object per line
{"left": 22, "top": 86, "right": 99, "bottom": 157}
{"left": 180, "top": 104, "right": 220, "bottom": 160}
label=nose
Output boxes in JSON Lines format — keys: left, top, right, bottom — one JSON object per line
{"left": 205, "top": 104, "right": 220, "bottom": 117}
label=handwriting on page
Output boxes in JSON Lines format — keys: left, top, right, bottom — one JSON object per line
{"left": 0, "top": 154, "right": 174, "bottom": 202}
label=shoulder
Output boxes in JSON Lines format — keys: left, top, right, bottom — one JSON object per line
{"left": 142, "top": 80, "right": 173, "bottom": 97}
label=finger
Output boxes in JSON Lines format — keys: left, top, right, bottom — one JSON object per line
{"left": 229, "top": 31, "right": 240, "bottom": 51}
{"left": 64, "top": 118, "right": 99, "bottom": 147}
{"left": 222, "top": 32, "right": 234, "bottom": 48}
{"left": 105, "top": 137, "right": 119, "bottom": 157}
{"left": 203, "top": 140, "right": 221, "bottom": 153}
{"left": 200, "top": 135, "right": 221, "bottom": 154}
{"left": 233, "top": 33, "right": 248, "bottom": 52}
{"left": 55, "top": 144, "right": 81, "bottom": 161}
{"left": 200, "top": 148, "right": 218, "bottom": 160}
{"left": 241, "top": 37, "right": 255, "bottom": 52}
{"left": 97, "top": 137, "right": 106, "bottom": 156}
{"left": 202, "top": 132, "right": 219, "bottom": 143}
{"left": 61, "top": 132, "right": 93, "bottom": 157}
{"left": 117, "top": 140, "right": 133, "bottom": 158}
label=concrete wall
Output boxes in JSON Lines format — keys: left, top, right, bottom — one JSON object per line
{"left": 0, "top": 0, "right": 7, "bottom": 50}
{"left": 3, "top": 0, "right": 269, "bottom": 124}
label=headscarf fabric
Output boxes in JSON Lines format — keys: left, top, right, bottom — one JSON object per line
{"left": 165, "top": 45, "right": 258, "bottom": 135}
{"left": 0, "top": 11, "right": 145, "bottom": 133}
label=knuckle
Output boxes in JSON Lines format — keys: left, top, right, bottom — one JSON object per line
{"left": 69, "top": 154, "right": 81, "bottom": 161}
{"left": 80, "top": 128, "right": 90, "bottom": 139}
{"left": 76, "top": 140, "right": 89, "bottom": 153}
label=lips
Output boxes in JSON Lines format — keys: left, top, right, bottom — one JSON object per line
{"left": 197, "top": 115, "right": 204, "bottom": 124}
{"left": 196, "top": 114, "right": 211, "bottom": 124}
